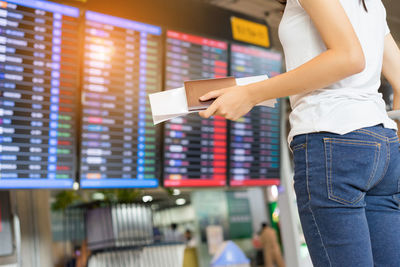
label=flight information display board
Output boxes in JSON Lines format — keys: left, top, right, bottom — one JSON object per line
{"left": 229, "top": 44, "right": 282, "bottom": 186}
{"left": 0, "top": 0, "right": 79, "bottom": 188}
{"left": 80, "top": 11, "right": 162, "bottom": 188}
{"left": 163, "top": 30, "right": 228, "bottom": 187}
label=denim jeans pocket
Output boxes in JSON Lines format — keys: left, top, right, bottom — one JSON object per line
{"left": 292, "top": 142, "right": 310, "bottom": 203}
{"left": 324, "top": 137, "right": 381, "bottom": 205}
{"left": 292, "top": 142, "right": 307, "bottom": 170}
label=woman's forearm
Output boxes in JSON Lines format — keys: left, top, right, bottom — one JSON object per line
{"left": 246, "top": 48, "right": 364, "bottom": 105}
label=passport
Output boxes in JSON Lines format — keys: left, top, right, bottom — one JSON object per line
{"left": 184, "top": 77, "right": 237, "bottom": 111}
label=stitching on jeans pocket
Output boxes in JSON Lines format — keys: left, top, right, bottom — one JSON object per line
{"left": 292, "top": 143, "right": 306, "bottom": 152}
{"left": 292, "top": 141, "right": 309, "bottom": 201}
{"left": 353, "top": 129, "right": 387, "bottom": 141}
{"left": 324, "top": 138, "right": 380, "bottom": 205}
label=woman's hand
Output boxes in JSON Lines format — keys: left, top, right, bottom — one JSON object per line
{"left": 198, "top": 85, "right": 256, "bottom": 121}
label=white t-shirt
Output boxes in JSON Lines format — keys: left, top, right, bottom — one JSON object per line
{"left": 278, "top": 0, "right": 397, "bottom": 145}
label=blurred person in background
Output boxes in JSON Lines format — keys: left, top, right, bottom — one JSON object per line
{"left": 252, "top": 224, "right": 264, "bottom": 266}
{"left": 184, "top": 229, "right": 197, "bottom": 247}
{"left": 259, "top": 222, "right": 285, "bottom": 267}
{"left": 164, "top": 223, "right": 185, "bottom": 242}
{"left": 153, "top": 226, "right": 162, "bottom": 243}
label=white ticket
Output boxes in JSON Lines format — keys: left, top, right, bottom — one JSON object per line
{"left": 149, "top": 75, "right": 276, "bottom": 124}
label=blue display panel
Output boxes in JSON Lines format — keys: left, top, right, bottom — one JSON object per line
{"left": 0, "top": 0, "right": 79, "bottom": 188}
{"left": 229, "top": 44, "right": 282, "bottom": 186}
{"left": 163, "top": 30, "right": 229, "bottom": 187}
{"left": 80, "top": 11, "right": 162, "bottom": 188}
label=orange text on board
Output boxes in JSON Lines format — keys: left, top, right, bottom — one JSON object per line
{"left": 231, "top": 17, "right": 270, "bottom": 48}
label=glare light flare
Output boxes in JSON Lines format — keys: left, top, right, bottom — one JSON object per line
{"left": 87, "top": 51, "right": 111, "bottom": 62}
{"left": 85, "top": 41, "right": 115, "bottom": 62}
{"left": 87, "top": 43, "right": 113, "bottom": 54}
{"left": 86, "top": 60, "right": 111, "bottom": 69}
{"left": 86, "top": 68, "right": 102, "bottom": 76}
{"left": 85, "top": 36, "right": 113, "bottom": 46}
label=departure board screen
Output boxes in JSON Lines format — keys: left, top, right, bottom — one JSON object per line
{"left": 164, "top": 30, "right": 228, "bottom": 187}
{"left": 229, "top": 44, "right": 282, "bottom": 186}
{"left": 80, "top": 11, "right": 162, "bottom": 188}
{"left": 0, "top": 0, "right": 79, "bottom": 188}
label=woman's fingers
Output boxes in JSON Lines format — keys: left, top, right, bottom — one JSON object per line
{"left": 199, "top": 89, "right": 225, "bottom": 101}
{"left": 199, "top": 101, "right": 219, "bottom": 118}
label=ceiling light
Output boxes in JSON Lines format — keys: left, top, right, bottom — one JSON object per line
{"left": 142, "top": 195, "right": 153, "bottom": 203}
{"left": 271, "top": 185, "right": 278, "bottom": 200}
{"left": 176, "top": 198, "right": 186, "bottom": 206}
{"left": 72, "top": 182, "right": 79, "bottom": 190}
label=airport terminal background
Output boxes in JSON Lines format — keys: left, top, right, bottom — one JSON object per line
{"left": 0, "top": 0, "right": 399, "bottom": 266}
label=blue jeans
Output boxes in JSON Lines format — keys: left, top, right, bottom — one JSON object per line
{"left": 290, "top": 125, "right": 400, "bottom": 267}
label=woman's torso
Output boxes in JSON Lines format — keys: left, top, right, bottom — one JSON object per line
{"left": 279, "top": 0, "right": 397, "bottom": 144}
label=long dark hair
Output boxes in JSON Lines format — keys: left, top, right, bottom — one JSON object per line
{"left": 277, "top": 0, "right": 368, "bottom": 12}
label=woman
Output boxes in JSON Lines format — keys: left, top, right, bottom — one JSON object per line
{"left": 199, "top": 0, "right": 400, "bottom": 266}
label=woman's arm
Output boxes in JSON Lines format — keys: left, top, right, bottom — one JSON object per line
{"left": 382, "top": 34, "right": 400, "bottom": 134}
{"left": 199, "top": 0, "right": 365, "bottom": 120}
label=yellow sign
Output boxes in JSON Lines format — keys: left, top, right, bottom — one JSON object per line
{"left": 231, "top": 17, "right": 270, "bottom": 48}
